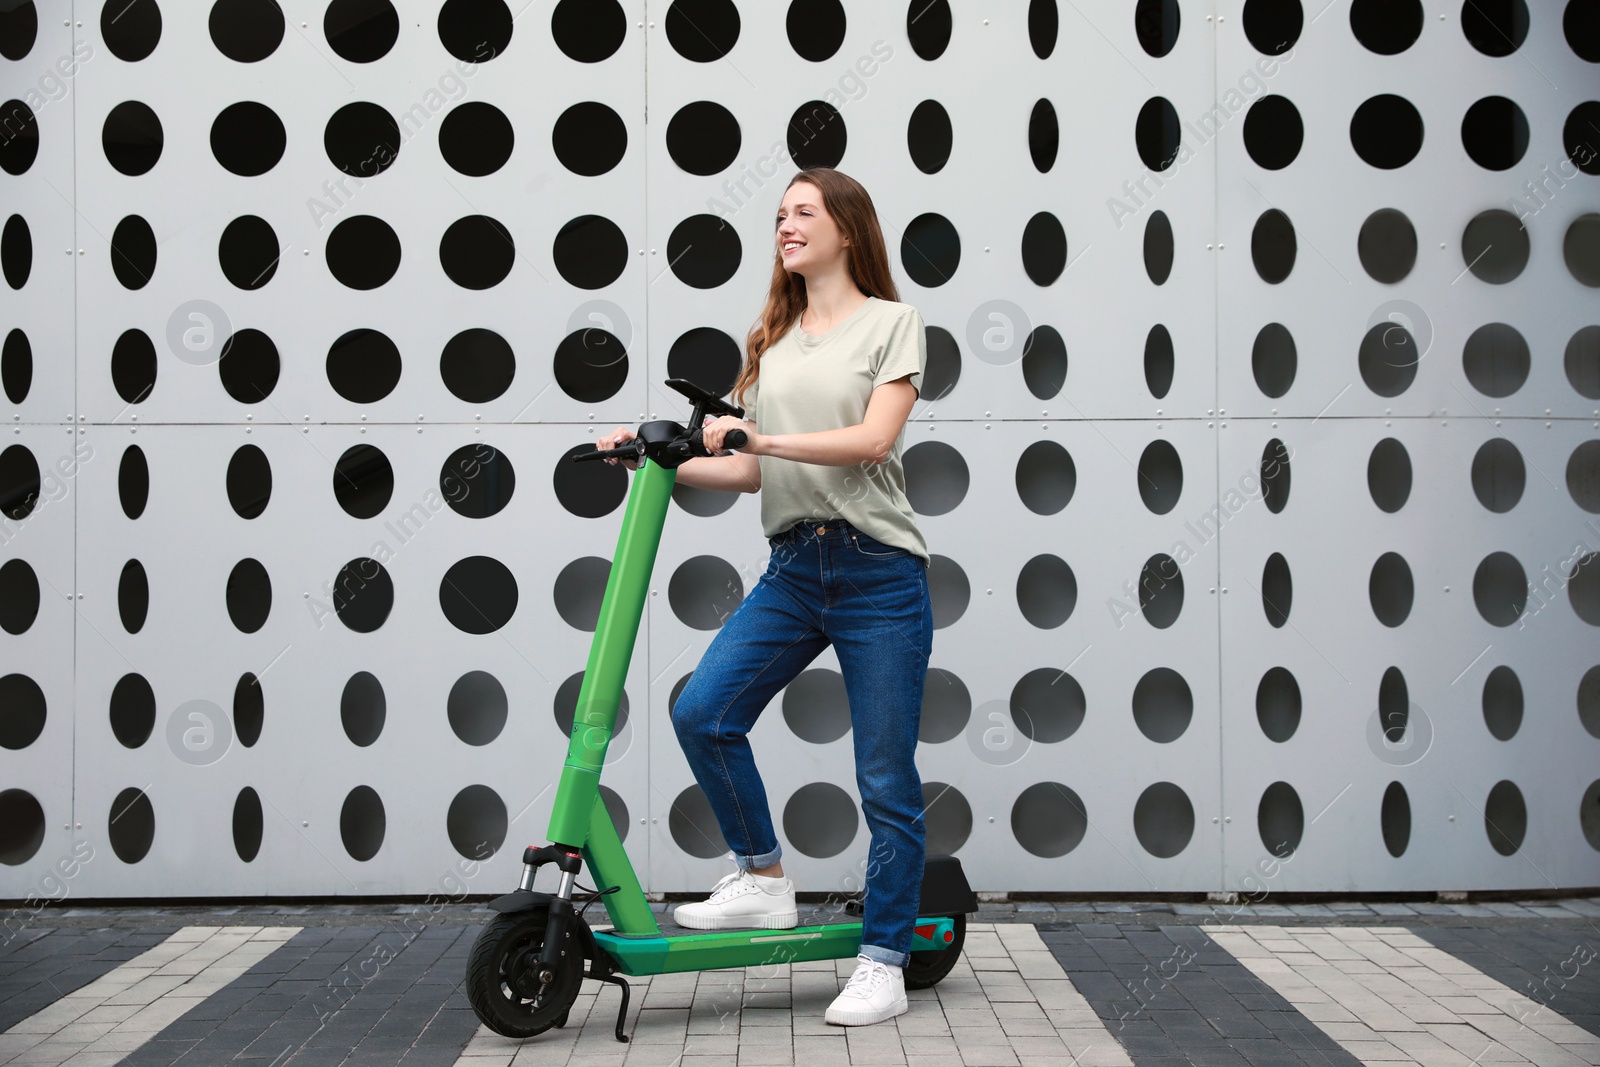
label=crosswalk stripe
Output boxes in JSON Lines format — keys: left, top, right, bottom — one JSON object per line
{"left": 0, "top": 925, "right": 299, "bottom": 1066}
{"left": 1204, "top": 925, "right": 1600, "bottom": 1067}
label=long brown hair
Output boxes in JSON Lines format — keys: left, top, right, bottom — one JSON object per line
{"left": 731, "top": 168, "right": 899, "bottom": 409}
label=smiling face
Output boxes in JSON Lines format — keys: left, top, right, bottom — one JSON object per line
{"left": 775, "top": 181, "right": 850, "bottom": 277}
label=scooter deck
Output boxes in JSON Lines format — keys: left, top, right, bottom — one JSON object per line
{"left": 590, "top": 911, "right": 957, "bottom": 977}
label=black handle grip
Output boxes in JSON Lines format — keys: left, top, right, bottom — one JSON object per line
{"left": 724, "top": 429, "right": 748, "bottom": 449}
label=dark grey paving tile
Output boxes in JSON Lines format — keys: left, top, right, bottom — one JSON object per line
{"left": 1413, "top": 925, "right": 1600, "bottom": 1040}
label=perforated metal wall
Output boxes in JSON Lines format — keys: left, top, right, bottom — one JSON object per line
{"left": 0, "top": 0, "right": 1596, "bottom": 902}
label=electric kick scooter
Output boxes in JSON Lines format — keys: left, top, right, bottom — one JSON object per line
{"left": 464, "top": 377, "right": 977, "bottom": 1042}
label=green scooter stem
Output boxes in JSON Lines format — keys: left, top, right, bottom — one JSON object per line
{"left": 545, "top": 455, "right": 676, "bottom": 936}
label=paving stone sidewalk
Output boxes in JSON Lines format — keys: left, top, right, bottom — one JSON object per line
{"left": 0, "top": 898, "right": 1595, "bottom": 1067}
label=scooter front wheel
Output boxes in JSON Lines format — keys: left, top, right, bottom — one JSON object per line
{"left": 466, "top": 909, "right": 585, "bottom": 1039}
{"left": 903, "top": 914, "right": 966, "bottom": 990}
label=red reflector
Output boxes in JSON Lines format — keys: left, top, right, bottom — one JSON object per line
{"left": 944, "top": 930, "right": 954, "bottom": 943}
{"left": 914, "top": 924, "right": 935, "bottom": 940}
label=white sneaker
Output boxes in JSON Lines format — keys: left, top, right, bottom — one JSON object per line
{"left": 673, "top": 868, "right": 797, "bottom": 930}
{"left": 825, "top": 953, "right": 908, "bottom": 1026}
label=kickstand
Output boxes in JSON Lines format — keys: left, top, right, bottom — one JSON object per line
{"left": 589, "top": 972, "right": 632, "bottom": 1042}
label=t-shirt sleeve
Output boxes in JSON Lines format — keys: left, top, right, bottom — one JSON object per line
{"left": 741, "top": 373, "right": 758, "bottom": 423}
{"left": 871, "top": 306, "right": 926, "bottom": 397}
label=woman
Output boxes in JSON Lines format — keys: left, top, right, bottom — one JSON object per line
{"left": 597, "top": 166, "right": 932, "bottom": 1027}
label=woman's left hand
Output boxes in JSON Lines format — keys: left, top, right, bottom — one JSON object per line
{"left": 702, "top": 414, "right": 759, "bottom": 455}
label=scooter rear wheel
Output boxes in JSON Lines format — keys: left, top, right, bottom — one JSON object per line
{"left": 466, "top": 909, "right": 585, "bottom": 1039}
{"left": 903, "top": 914, "right": 966, "bottom": 990}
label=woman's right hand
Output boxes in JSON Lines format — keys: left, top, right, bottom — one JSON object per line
{"left": 597, "top": 426, "right": 639, "bottom": 469}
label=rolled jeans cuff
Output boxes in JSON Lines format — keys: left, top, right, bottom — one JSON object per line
{"left": 858, "top": 943, "right": 910, "bottom": 969}
{"left": 733, "top": 845, "right": 783, "bottom": 871}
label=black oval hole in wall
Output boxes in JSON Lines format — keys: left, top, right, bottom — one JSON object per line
{"left": 1369, "top": 552, "right": 1414, "bottom": 627}
{"left": 0, "top": 558, "right": 41, "bottom": 636}
{"left": 438, "top": 101, "right": 511, "bottom": 177}
{"left": 1021, "top": 212, "right": 1066, "bottom": 285}
{"left": 235, "top": 673, "right": 263, "bottom": 747}
{"left": 226, "top": 444, "right": 272, "bottom": 519}
{"left": 1029, "top": 98, "right": 1059, "bottom": 172}
{"left": 1381, "top": 781, "right": 1411, "bottom": 857}
{"left": 335, "top": 557, "right": 396, "bottom": 633}
{"left": 901, "top": 212, "right": 960, "bottom": 288}
{"left": 118, "top": 560, "right": 149, "bottom": 634}
{"left": 2, "top": 214, "right": 31, "bottom": 289}
{"left": 438, "top": 0, "right": 513, "bottom": 62}
{"left": 442, "top": 328, "right": 515, "bottom": 403}
{"left": 1029, "top": 0, "right": 1058, "bottom": 58}
{"left": 553, "top": 328, "right": 628, "bottom": 403}
{"left": 2, "top": 328, "right": 32, "bottom": 404}
{"left": 1252, "top": 209, "right": 1296, "bottom": 283}
{"left": 1471, "top": 438, "right": 1525, "bottom": 514}
{"left": 1261, "top": 439, "right": 1290, "bottom": 514}
{"left": 111, "top": 215, "right": 157, "bottom": 290}
{"left": 786, "top": 99, "right": 846, "bottom": 169}
{"left": 553, "top": 101, "right": 626, "bottom": 176}
{"left": 1462, "top": 323, "right": 1529, "bottom": 397}
{"left": 1137, "top": 439, "right": 1182, "bottom": 515}
{"left": 103, "top": 0, "right": 161, "bottom": 62}
{"left": 1144, "top": 325, "right": 1174, "bottom": 398}
{"left": 666, "top": 101, "right": 739, "bottom": 176}
{"left": 327, "top": 328, "right": 401, "bottom": 404}
{"left": 1022, "top": 325, "right": 1066, "bottom": 399}
{"left": 1358, "top": 320, "right": 1419, "bottom": 397}
{"left": 907, "top": 99, "right": 952, "bottom": 174}
{"left": 1461, "top": 95, "right": 1528, "bottom": 171}
{"left": 1252, "top": 322, "right": 1296, "bottom": 398}
{"left": 112, "top": 329, "right": 156, "bottom": 405}
{"left": 326, "top": 101, "right": 403, "bottom": 178}
{"left": 1256, "top": 666, "right": 1301, "bottom": 741}
{"left": 1357, "top": 208, "right": 1417, "bottom": 283}
{"left": 1243, "top": 0, "right": 1301, "bottom": 55}
{"left": 119, "top": 445, "right": 149, "bottom": 519}
{"left": 1484, "top": 779, "right": 1526, "bottom": 855}
{"left": 1351, "top": 94, "right": 1424, "bottom": 169}
{"left": 210, "top": 101, "right": 286, "bottom": 177}
{"left": 333, "top": 444, "right": 394, "bottom": 519}
{"left": 1368, "top": 437, "right": 1413, "bottom": 512}
{"left": 1350, "top": 0, "right": 1422, "bottom": 54}
{"left": 111, "top": 671, "right": 157, "bottom": 748}
{"left": 219, "top": 215, "right": 280, "bottom": 290}
{"left": 1138, "top": 554, "right": 1183, "bottom": 629}
{"left": 325, "top": 0, "right": 399, "bottom": 63}
{"left": 1144, "top": 211, "right": 1173, "bottom": 285}
{"left": 107, "top": 788, "right": 155, "bottom": 863}
{"left": 552, "top": 214, "right": 629, "bottom": 290}
{"left": 1262, "top": 551, "right": 1292, "bottom": 627}
{"left": 226, "top": 558, "right": 272, "bottom": 633}
{"left": 440, "top": 215, "right": 515, "bottom": 290}
{"left": 1134, "top": 0, "right": 1180, "bottom": 57}
{"left": 211, "top": 0, "right": 285, "bottom": 62}
{"left": 907, "top": 0, "right": 951, "bottom": 59}
{"left": 103, "top": 100, "right": 163, "bottom": 176}
{"left": 233, "top": 787, "right": 263, "bottom": 862}
{"left": 219, "top": 329, "right": 281, "bottom": 405}
{"left": 1462, "top": 0, "right": 1527, "bottom": 56}
{"left": 552, "top": 0, "right": 627, "bottom": 62}
{"left": 1135, "top": 97, "right": 1181, "bottom": 171}
{"left": 325, "top": 215, "right": 402, "bottom": 290}
{"left": 1483, "top": 664, "right": 1523, "bottom": 741}
{"left": 1243, "top": 95, "right": 1302, "bottom": 169}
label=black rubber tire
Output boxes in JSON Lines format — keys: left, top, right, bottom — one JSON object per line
{"left": 903, "top": 914, "right": 966, "bottom": 990}
{"left": 465, "top": 909, "right": 585, "bottom": 1039}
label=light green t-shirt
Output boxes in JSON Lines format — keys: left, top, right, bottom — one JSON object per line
{"left": 742, "top": 296, "right": 929, "bottom": 564}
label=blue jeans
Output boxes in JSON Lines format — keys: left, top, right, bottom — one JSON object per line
{"left": 670, "top": 518, "right": 933, "bottom": 967}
